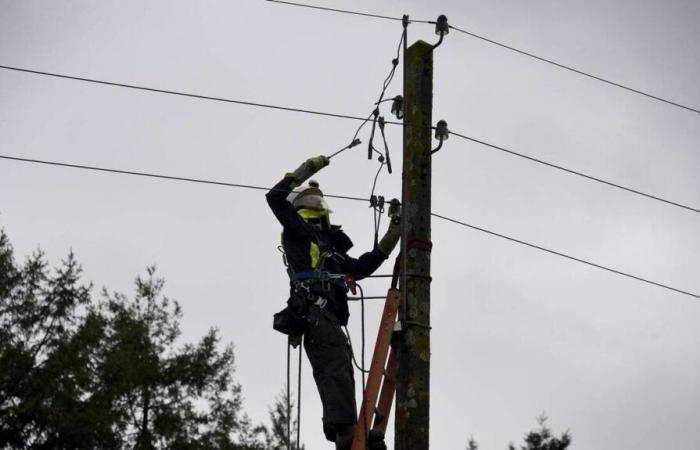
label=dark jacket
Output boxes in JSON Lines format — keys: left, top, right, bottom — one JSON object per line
{"left": 266, "top": 176, "right": 387, "bottom": 325}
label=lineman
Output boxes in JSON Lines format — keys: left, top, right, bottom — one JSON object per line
{"left": 266, "top": 155, "right": 400, "bottom": 450}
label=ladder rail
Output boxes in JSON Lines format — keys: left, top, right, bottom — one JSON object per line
{"left": 351, "top": 288, "right": 400, "bottom": 450}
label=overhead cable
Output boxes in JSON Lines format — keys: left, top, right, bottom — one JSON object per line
{"left": 448, "top": 26, "right": 700, "bottom": 115}
{"left": 450, "top": 131, "right": 700, "bottom": 214}
{"left": 0, "top": 155, "right": 370, "bottom": 203}
{"left": 2, "top": 65, "right": 696, "bottom": 215}
{"left": 431, "top": 212, "right": 700, "bottom": 300}
{"left": 0, "top": 65, "right": 400, "bottom": 126}
{"left": 264, "top": 0, "right": 433, "bottom": 24}
{"left": 2, "top": 153, "right": 698, "bottom": 301}
{"left": 264, "top": 1, "right": 699, "bottom": 115}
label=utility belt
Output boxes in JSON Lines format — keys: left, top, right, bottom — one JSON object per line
{"left": 273, "top": 271, "right": 347, "bottom": 336}
{"left": 290, "top": 271, "right": 348, "bottom": 292}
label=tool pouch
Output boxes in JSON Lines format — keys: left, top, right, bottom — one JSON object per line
{"left": 272, "top": 283, "right": 317, "bottom": 336}
{"left": 272, "top": 304, "right": 307, "bottom": 336}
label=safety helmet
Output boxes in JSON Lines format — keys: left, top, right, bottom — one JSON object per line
{"left": 287, "top": 180, "right": 332, "bottom": 230}
{"left": 287, "top": 180, "right": 331, "bottom": 213}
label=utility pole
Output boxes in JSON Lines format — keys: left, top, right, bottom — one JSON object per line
{"left": 395, "top": 38, "right": 433, "bottom": 450}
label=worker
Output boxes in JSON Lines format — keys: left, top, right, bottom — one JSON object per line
{"left": 266, "top": 155, "right": 400, "bottom": 450}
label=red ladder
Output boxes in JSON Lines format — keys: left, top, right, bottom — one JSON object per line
{"left": 351, "top": 288, "right": 400, "bottom": 450}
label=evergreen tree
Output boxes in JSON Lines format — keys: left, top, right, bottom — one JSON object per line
{"left": 466, "top": 436, "right": 479, "bottom": 450}
{"left": 465, "top": 415, "right": 571, "bottom": 450}
{"left": 0, "top": 230, "right": 273, "bottom": 449}
{"left": 265, "top": 387, "right": 305, "bottom": 450}
{"left": 508, "top": 415, "right": 571, "bottom": 450}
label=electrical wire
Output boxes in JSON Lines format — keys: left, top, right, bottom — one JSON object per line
{"left": 1, "top": 154, "right": 697, "bottom": 300}
{"left": 263, "top": 1, "right": 700, "bottom": 115}
{"left": 5, "top": 65, "right": 694, "bottom": 215}
{"left": 0, "top": 65, "right": 402, "bottom": 126}
{"left": 448, "top": 25, "right": 700, "bottom": 115}
{"left": 264, "top": 0, "right": 434, "bottom": 24}
{"left": 0, "top": 154, "right": 370, "bottom": 203}
{"left": 431, "top": 212, "right": 700, "bottom": 300}
{"left": 450, "top": 131, "right": 700, "bottom": 215}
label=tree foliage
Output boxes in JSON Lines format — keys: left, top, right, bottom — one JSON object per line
{"left": 0, "top": 230, "right": 288, "bottom": 449}
{"left": 265, "top": 387, "right": 305, "bottom": 450}
{"left": 466, "top": 415, "right": 571, "bottom": 450}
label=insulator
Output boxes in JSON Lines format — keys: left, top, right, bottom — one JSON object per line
{"left": 435, "top": 120, "right": 449, "bottom": 140}
{"left": 435, "top": 15, "right": 449, "bottom": 35}
{"left": 391, "top": 95, "right": 404, "bottom": 119}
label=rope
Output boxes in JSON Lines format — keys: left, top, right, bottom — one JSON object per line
{"left": 357, "top": 283, "right": 370, "bottom": 443}
{"left": 296, "top": 341, "right": 302, "bottom": 450}
{"left": 286, "top": 341, "right": 291, "bottom": 450}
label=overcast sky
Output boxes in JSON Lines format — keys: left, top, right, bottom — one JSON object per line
{"left": 1, "top": 1, "right": 699, "bottom": 449}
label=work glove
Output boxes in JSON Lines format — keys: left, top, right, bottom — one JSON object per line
{"left": 377, "top": 199, "right": 401, "bottom": 256}
{"left": 287, "top": 155, "right": 330, "bottom": 187}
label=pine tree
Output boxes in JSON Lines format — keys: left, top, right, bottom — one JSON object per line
{"left": 0, "top": 230, "right": 273, "bottom": 449}
{"left": 265, "top": 387, "right": 305, "bottom": 450}
{"left": 508, "top": 415, "right": 571, "bottom": 450}
{"left": 465, "top": 414, "right": 571, "bottom": 450}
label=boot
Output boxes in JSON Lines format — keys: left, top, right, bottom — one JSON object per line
{"left": 334, "top": 424, "right": 355, "bottom": 450}
{"left": 368, "top": 430, "right": 387, "bottom": 450}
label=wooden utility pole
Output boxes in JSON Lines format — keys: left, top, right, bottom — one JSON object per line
{"left": 395, "top": 39, "right": 433, "bottom": 450}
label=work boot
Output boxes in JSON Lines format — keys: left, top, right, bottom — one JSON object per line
{"left": 368, "top": 430, "right": 387, "bottom": 450}
{"left": 334, "top": 423, "right": 355, "bottom": 450}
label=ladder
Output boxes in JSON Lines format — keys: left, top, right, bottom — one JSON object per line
{"left": 351, "top": 288, "right": 400, "bottom": 450}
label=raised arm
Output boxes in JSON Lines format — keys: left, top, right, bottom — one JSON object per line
{"left": 265, "top": 155, "right": 329, "bottom": 234}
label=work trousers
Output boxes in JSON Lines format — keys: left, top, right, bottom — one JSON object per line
{"left": 304, "top": 306, "right": 357, "bottom": 442}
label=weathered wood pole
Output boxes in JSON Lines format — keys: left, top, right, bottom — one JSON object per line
{"left": 395, "top": 39, "right": 433, "bottom": 450}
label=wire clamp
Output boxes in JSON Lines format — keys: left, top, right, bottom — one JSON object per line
{"left": 369, "top": 195, "right": 385, "bottom": 213}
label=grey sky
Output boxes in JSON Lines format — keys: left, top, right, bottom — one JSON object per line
{"left": 1, "top": 0, "right": 699, "bottom": 449}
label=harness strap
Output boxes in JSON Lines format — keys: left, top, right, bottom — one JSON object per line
{"left": 290, "top": 271, "right": 348, "bottom": 289}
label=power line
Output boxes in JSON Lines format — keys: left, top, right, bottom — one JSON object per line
{"left": 448, "top": 26, "right": 700, "bottom": 115}
{"left": 264, "top": 0, "right": 700, "bottom": 115}
{"left": 450, "top": 131, "right": 700, "bottom": 215}
{"left": 265, "top": 0, "right": 433, "bottom": 24}
{"left": 431, "top": 212, "right": 700, "bottom": 300}
{"left": 0, "top": 65, "right": 400, "bottom": 127}
{"left": 2, "top": 153, "right": 697, "bottom": 301}
{"left": 3, "top": 64, "right": 696, "bottom": 215}
{"left": 0, "top": 155, "right": 370, "bottom": 203}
